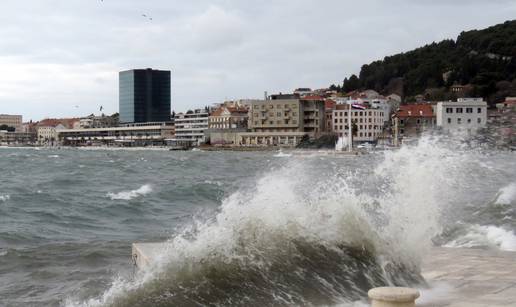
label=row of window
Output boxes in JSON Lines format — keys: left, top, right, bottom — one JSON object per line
{"left": 445, "top": 107, "right": 482, "bottom": 114}
{"left": 399, "top": 119, "right": 435, "bottom": 125}
{"left": 334, "top": 111, "right": 384, "bottom": 117}
{"left": 339, "top": 132, "right": 381, "bottom": 138}
{"left": 446, "top": 118, "right": 482, "bottom": 124}
{"left": 253, "top": 120, "right": 298, "bottom": 125}
{"left": 254, "top": 112, "right": 298, "bottom": 117}
{"left": 334, "top": 124, "right": 382, "bottom": 131}
{"left": 254, "top": 104, "right": 298, "bottom": 110}
{"left": 334, "top": 117, "right": 381, "bottom": 124}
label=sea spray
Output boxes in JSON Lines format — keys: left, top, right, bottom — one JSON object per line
{"left": 496, "top": 182, "right": 516, "bottom": 205}
{"left": 444, "top": 225, "right": 516, "bottom": 251}
{"left": 70, "top": 136, "right": 470, "bottom": 306}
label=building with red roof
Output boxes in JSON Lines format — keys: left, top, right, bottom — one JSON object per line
{"left": 392, "top": 104, "right": 436, "bottom": 145}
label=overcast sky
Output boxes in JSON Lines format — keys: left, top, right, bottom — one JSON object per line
{"left": 0, "top": 0, "right": 515, "bottom": 121}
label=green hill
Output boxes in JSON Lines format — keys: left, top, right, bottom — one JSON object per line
{"left": 334, "top": 20, "right": 516, "bottom": 105}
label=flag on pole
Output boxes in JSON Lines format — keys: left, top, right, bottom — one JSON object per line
{"left": 351, "top": 104, "right": 366, "bottom": 110}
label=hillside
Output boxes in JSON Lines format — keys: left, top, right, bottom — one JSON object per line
{"left": 333, "top": 20, "right": 516, "bottom": 105}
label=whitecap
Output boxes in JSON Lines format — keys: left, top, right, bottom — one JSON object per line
{"left": 0, "top": 194, "right": 10, "bottom": 202}
{"left": 203, "top": 180, "right": 223, "bottom": 186}
{"left": 107, "top": 185, "right": 153, "bottom": 201}
{"left": 48, "top": 155, "right": 60, "bottom": 158}
{"left": 445, "top": 225, "right": 516, "bottom": 251}
{"left": 274, "top": 151, "right": 292, "bottom": 158}
{"left": 495, "top": 182, "right": 516, "bottom": 205}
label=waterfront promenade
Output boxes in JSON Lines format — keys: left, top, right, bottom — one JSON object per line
{"left": 132, "top": 244, "right": 516, "bottom": 306}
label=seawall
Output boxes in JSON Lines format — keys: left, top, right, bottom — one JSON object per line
{"left": 131, "top": 244, "right": 516, "bottom": 306}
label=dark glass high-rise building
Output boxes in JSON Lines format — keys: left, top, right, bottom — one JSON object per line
{"left": 119, "top": 69, "right": 171, "bottom": 123}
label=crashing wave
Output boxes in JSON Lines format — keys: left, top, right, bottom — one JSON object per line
{"left": 70, "top": 136, "right": 464, "bottom": 306}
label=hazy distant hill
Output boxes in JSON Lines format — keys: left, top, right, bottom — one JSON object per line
{"left": 333, "top": 20, "right": 516, "bottom": 105}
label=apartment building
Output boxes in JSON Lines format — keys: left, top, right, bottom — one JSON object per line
{"left": 436, "top": 98, "right": 487, "bottom": 131}
{"left": 332, "top": 104, "right": 385, "bottom": 142}
{"left": 173, "top": 109, "right": 209, "bottom": 146}
{"left": 208, "top": 106, "right": 248, "bottom": 145}
{"left": 247, "top": 98, "right": 324, "bottom": 135}
{"left": 0, "top": 114, "right": 23, "bottom": 131}
{"left": 38, "top": 124, "right": 66, "bottom": 145}
{"left": 392, "top": 104, "right": 436, "bottom": 145}
{"left": 239, "top": 98, "right": 325, "bottom": 147}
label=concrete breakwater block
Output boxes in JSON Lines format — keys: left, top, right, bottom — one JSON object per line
{"left": 131, "top": 244, "right": 516, "bottom": 306}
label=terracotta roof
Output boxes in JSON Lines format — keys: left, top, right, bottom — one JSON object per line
{"left": 396, "top": 104, "right": 434, "bottom": 118}
{"left": 325, "top": 99, "right": 336, "bottom": 110}
{"left": 37, "top": 118, "right": 79, "bottom": 128}
{"left": 302, "top": 95, "right": 324, "bottom": 100}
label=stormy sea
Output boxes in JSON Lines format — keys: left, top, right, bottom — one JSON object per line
{"left": 0, "top": 136, "right": 515, "bottom": 306}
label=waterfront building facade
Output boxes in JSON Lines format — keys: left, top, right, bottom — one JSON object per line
{"left": 38, "top": 124, "right": 66, "bottom": 145}
{"left": 119, "top": 68, "right": 171, "bottom": 123}
{"left": 247, "top": 98, "right": 325, "bottom": 137}
{"left": 208, "top": 106, "right": 248, "bottom": 145}
{"left": 392, "top": 104, "right": 436, "bottom": 145}
{"left": 59, "top": 124, "right": 174, "bottom": 147}
{"left": 0, "top": 131, "right": 36, "bottom": 145}
{"left": 436, "top": 98, "right": 487, "bottom": 131}
{"left": 332, "top": 104, "right": 385, "bottom": 142}
{"left": 0, "top": 114, "right": 23, "bottom": 131}
{"left": 172, "top": 109, "right": 209, "bottom": 146}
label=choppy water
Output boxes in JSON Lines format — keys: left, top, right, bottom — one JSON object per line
{"left": 0, "top": 137, "right": 515, "bottom": 307}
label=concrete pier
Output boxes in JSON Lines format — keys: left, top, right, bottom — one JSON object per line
{"left": 420, "top": 247, "right": 516, "bottom": 307}
{"left": 131, "top": 244, "right": 516, "bottom": 306}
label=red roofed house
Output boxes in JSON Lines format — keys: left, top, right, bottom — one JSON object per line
{"left": 208, "top": 106, "right": 249, "bottom": 145}
{"left": 392, "top": 104, "right": 436, "bottom": 145}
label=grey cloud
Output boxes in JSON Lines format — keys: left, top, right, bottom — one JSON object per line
{"left": 0, "top": 0, "right": 514, "bottom": 120}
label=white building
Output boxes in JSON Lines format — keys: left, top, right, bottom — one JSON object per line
{"left": 436, "top": 98, "right": 487, "bottom": 131}
{"left": 37, "top": 124, "right": 65, "bottom": 145}
{"left": 332, "top": 104, "right": 385, "bottom": 142}
{"left": 59, "top": 124, "right": 174, "bottom": 146}
{"left": 173, "top": 109, "right": 209, "bottom": 146}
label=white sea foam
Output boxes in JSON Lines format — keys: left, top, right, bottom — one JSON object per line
{"left": 203, "top": 180, "right": 223, "bottom": 186}
{"left": 274, "top": 150, "right": 292, "bottom": 158}
{"left": 48, "top": 155, "right": 60, "bottom": 158}
{"left": 70, "top": 136, "right": 465, "bottom": 306}
{"left": 107, "top": 185, "right": 153, "bottom": 201}
{"left": 495, "top": 182, "right": 516, "bottom": 205}
{"left": 445, "top": 225, "right": 516, "bottom": 251}
{"left": 0, "top": 194, "right": 10, "bottom": 202}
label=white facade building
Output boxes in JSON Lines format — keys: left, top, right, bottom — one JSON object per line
{"left": 37, "top": 124, "right": 65, "bottom": 145}
{"left": 173, "top": 109, "right": 209, "bottom": 146}
{"left": 436, "top": 98, "right": 487, "bottom": 131}
{"left": 332, "top": 105, "right": 385, "bottom": 142}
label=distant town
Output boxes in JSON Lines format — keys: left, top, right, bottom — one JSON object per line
{"left": 1, "top": 68, "right": 515, "bottom": 150}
